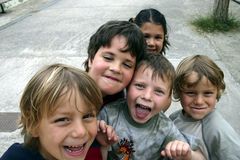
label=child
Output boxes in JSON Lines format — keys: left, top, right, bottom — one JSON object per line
{"left": 0, "top": 63, "right": 117, "bottom": 160}
{"left": 129, "top": 8, "right": 170, "bottom": 55}
{"left": 84, "top": 20, "right": 146, "bottom": 160}
{"left": 84, "top": 20, "right": 146, "bottom": 105}
{"left": 98, "top": 54, "right": 205, "bottom": 160}
{"left": 170, "top": 55, "right": 240, "bottom": 159}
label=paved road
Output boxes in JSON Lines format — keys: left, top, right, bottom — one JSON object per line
{"left": 0, "top": 0, "right": 240, "bottom": 156}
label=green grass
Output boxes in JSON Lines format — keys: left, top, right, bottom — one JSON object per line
{"left": 191, "top": 14, "right": 240, "bottom": 33}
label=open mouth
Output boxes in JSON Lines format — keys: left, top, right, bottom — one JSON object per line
{"left": 63, "top": 144, "right": 86, "bottom": 157}
{"left": 135, "top": 103, "right": 151, "bottom": 119}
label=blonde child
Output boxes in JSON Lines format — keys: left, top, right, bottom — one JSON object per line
{"left": 129, "top": 8, "right": 170, "bottom": 55}
{"left": 0, "top": 64, "right": 117, "bottom": 160}
{"left": 98, "top": 54, "right": 205, "bottom": 160}
{"left": 170, "top": 55, "right": 240, "bottom": 159}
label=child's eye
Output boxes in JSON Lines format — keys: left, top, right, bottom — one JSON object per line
{"left": 54, "top": 117, "right": 70, "bottom": 125}
{"left": 123, "top": 62, "right": 133, "bottom": 69}
{"left": 204, "top": 92, "right": 214, "bottom": 97}
{"left": 155, "top": 36, "right": 163, "bottom": 40}
{"left": 103, "top": 55, "right": 113, "bottom": 61}
{"left": 135, "top": 83, "right": 144, "bottom": 90}
{"left": 83, "top": 113, "right": 96, "bottom": 120}
{"left": 155, "top": 89, "right": 164, "bottom": 96}
{"left": 144, "top": 34, "right": 150, "bottom": 39}
{"left": 144, "top": 35, "right": 150, "bottom": 39}
{"left": 184, "top": 91, "right": 196, "bottom": 97}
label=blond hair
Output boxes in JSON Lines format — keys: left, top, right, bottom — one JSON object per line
{"left": 173, "top": 55, "right": 225, "bottom": 101}
{"left": 19, "top": 63, "right": 102, "bottom": 148}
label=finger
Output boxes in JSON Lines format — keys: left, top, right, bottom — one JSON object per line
{"left": 106, "top": 125, "right": 119, "bottom": 143}
{"left": 113, "top": 134, "right": 119, "bottom": 142}
{"left": 111, "top": 130, "right": 119, "bottom": 142}
{"left": 169, "top": 141, "right": 178, "bottom": 157}
{"left": 175, "top": 141, "right": 184, "bottom": 156}
{"left": 99, "top": 120, "right": 107, "bottom": 133}
{"left": 106, "top": 125, "right": 115, "bottom": 140}
{"left": 160, "top": 150, "right": 166, "bottom": 157}
{"left": 181, "top": 143, "right": 190, "bottom": 156}
{"left": 164, "top": 142, "right": 173, "bottom": 158}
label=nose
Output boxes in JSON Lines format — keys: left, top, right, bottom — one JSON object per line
{"left": 141, "top": 88, "right": 152, "bottom": 101}
{"left": 71, "top": 120, "right": 87, "bottom": 138}
{"left": 109, "top": 61, "right": 121, "bottom": 73}
{"left": 194, "top": 95, "right": 204, "bottom": 105}
{"left": 146, "top": 38, "right": 154, "bottom": 46}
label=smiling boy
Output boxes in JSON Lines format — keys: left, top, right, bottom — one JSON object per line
{"left": 98, "top": 54, "right": 205, "bottom": 160}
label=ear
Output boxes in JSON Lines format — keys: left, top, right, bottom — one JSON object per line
{"left": 88, "top": 59, "right": 92, "bottom": 69}
{"left": 30, "top": 125, "right": 40, "bottom": 137}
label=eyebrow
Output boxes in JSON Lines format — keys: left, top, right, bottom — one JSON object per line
{"left": 124, "top": 58, "right": 135, "bottom": 64}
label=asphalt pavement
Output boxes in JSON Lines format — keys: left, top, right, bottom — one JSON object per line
{"left": 0, "top": 0, "right": 240, "bottom": 156}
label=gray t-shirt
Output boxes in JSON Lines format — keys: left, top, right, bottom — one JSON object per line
{"left": 170, "top": 109, "right": 240, "bottom": 160}
{"left": 170, "top": 110, "right": 209, "bottom": 159}
{"left": 98, "top": 99, "right": 195, "bottom": 160}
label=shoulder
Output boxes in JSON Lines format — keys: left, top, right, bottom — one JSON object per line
{"left": 169, "top": 109, "right": 182, "bottom": 120}
{"left": 156, "top": 112, "right": 183, "bottom": 134}
{"left": 154, "top": 112, "right": 187, "bottom": 144}
{"left": 1, "top": 143, "right": 44, "bottom": 160}
{"left": 203, "top": 110, "right": 240, "bottom": 157}
{"left": 203, "top": 110, "right": 236, "bottom": 132}
{"left": 103, "top": 98, "right": 126, "bottom": 111}
{"left": 99, "top": 98, "right": 127, "bottom": 123}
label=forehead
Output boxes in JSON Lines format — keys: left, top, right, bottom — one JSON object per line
{"left": 134, "top": 65, "right": 167, "bottom": 81}
{"left": 110, "top": 35, "right": 127, "bottom": 44}
{"left": 102, "top": 35, "right": 136, "bottom": 59}
{"left": 50, "top": 89, "right": 92, "bottom": 115}
{"left": 108, "top": 35, "right": 129, "bottom": 52}
{"left": 185, "top": 72, "right": 213, "bottom": 87}
{"left": 133, "top": 65, "right": 171, "bottom": 89}
{"left": 140, "top": 22, "right": 164, "bottom": 33}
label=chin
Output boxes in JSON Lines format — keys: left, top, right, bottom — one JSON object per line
{"left": 133, "top": 116, "right": 149, "bottom": 124}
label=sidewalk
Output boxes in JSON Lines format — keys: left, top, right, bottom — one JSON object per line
{"left": 0, "top": 0, "right": 240, "bottom": 156}
{"left": 0, "top": 0, "right": 56, "bottom": 27}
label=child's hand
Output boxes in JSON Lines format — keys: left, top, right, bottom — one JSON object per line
{"left": 96, "top": 120, "right": 119, "bottom": 147}
{"left": 160, "top": 140, "right": 192, "bottom": 160}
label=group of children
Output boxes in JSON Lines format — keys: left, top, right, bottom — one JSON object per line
{"left": 1, "top": 8, "right": 240, "bottom": 160}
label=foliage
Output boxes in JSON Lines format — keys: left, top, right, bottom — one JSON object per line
{"left": 191, "top": 14, "right": 240, "bottom": 33}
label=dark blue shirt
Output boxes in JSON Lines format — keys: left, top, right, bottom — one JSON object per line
{"left": 0, "top": 143, "right": 45, "bottom": 160}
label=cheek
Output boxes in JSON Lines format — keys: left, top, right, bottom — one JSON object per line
{"left": 156, "top": 41, "right": 163, "bottom": 48}
{"left": 164, "top": 97, "right": 172, "bottom": 107}
{"left": 155, "top": 96, "right": 171, "bottom": 110}
{"left": 39, "top": 127, "right": 61, "bottom": 144}
{"left": 209, "top": 98, "right": 217, "bottom": 107}
{"left": 88, "top": 62, "right": 107, "bottom": 78}
{"left": 127, "top": 96, "right": 136, "bottom": 117}
{"left": 180, "top": 95, "right": 191, "bottom": 107}
{"left": 86, "top": 121, "right": 98, "bottom": 138}
{"left": 123, "top": 70, "right": 134, "bottom": 83}
{"left": 127, "top": 88, "right": 137, "bottom": 105}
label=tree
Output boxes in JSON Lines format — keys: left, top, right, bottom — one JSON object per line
{"left": 213, "top": 0, "right": 230, "bottom": 22}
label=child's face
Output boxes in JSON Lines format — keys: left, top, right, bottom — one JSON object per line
{"left": 88, "top": 35, "right": 136, "bottom": 97}
{"left": 127, "top": 65, "right": 171, "bottom": 124}
{"left": 180, "top": 71, "right": 218, "bottom": 120}
{"left": 33, "top": 90, "right": 97, "bottom": 160}
{"left": 140, "top": 22, "right": 164, "bottom": 54}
